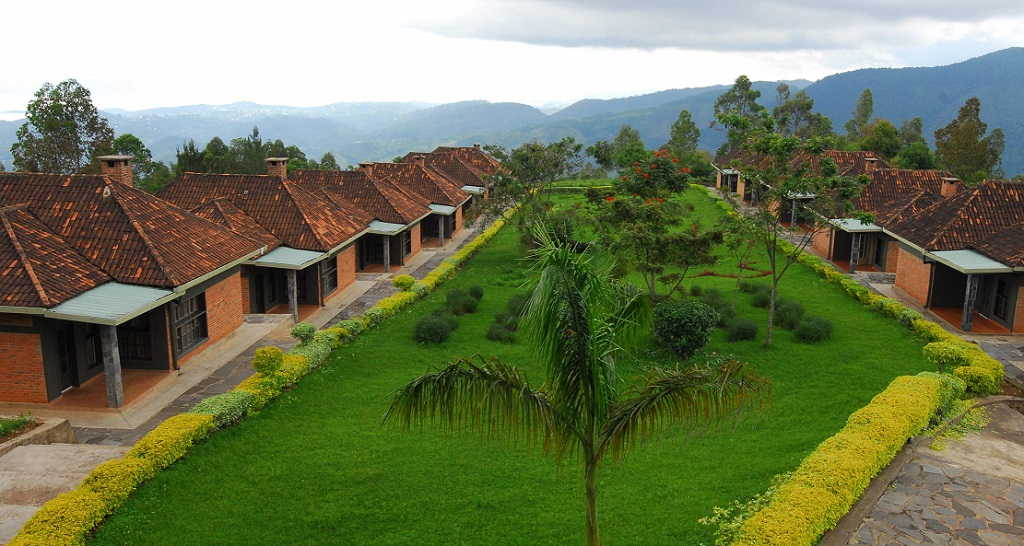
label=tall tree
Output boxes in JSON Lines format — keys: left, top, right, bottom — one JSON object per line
{"left": 898, "top": 117, "right": 925, "bottom": 147}
{"left": 586, "top": 140, "right": 615, "bottom": 171}
{"left": 317, "top": 152, "right": 340, "bottom": 170}
{"left": 772, "top": 83, "right": 832, "bottom": 140}
{"left": 664, "top": 109, "right": 700, "bottom": 158}
{"left": 843, "top": 88, "right": 873, "bottom": 142}
{"left": 173, "top": 139, "right": 205, "bottom": 177}
{"left": 711, "top": 75, "right": 767, "bottom": 158}
{"left": 934, "top": 97, "right": 1005, "bottom": 184}
{"left": 859, "top": 119, "right": 901, "bottom": 160}
{"left": 611, "top": 125, "right": 647, "bottom": 170}
{"left": 383, "top": 235, "right": 768, "bottom": 546}
{"left": 896, "top": 141, "right": 938, "bottom": 170}
{"left": 11, "top": 79, "right": 114, "bottom": 174}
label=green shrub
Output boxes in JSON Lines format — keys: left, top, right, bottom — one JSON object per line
{"left": 334, "top": 319, "right": 364, "bottom": 337}
{"left": 252, "top": 346, "right": 284, "bottom": 375}
{"left": 922, "top": 342, "right": 971, "bottom": 373}
{"left": 445, "top": 288, "right": 479, "bottom": 315}
{"left": 235, "top": 373, "right": 283, "bottom": 411}
{"left": 468, "top": 284, "right": 485, "bottom": 301}
{"left": 392, "top": 274, "right": 416, "bottom": 291}
{"left": 494, "top": 311, "right": 519, "bottom": 331}
{"left": 10, "top": 488, "right": 109, "bottom": 546}
{"left": 0, "top": 414, "right": 32, "bottom": 437}
{"left": 705, "top": 300, "right": 736, "bottom": 327}
{"left": 652, "top": 300, "right": 720, "bottom": 359}
{"left": 289, "top": 332, "right": 333, "bottom": 370}
{"left": 125, "top": 414, "right": 215, "bottom": 471}
{"left": 750, "top": 287, "right": 772, "bottom": 309}
{"left": 290, "top": 322, "right": 317, "bottom": 344}
{"left": 486, "top": 323, "right": 517, "bottom": 343}
{"left": 415, "top": 314, "right": 453, "bottom": 344}
{"left": 701, "top": 287, "right": 724, "bottom": 302}
{"left": 277, "top": 354, "right": 311, "bottom": 386}
{"left": 81, "top": 457, "right": 155, "bottom": 510}
{"left": 794, "top": 316, "right": 833, "bottom": 343}
{"left": 689, "top": 284, "right": 703, "bottom": 297}
{"left": 738, "top": 281, "right": 766, "bottom": 294}
{"left": 188, "top": 391, "right": 254, "bottom": 429}
{"left": 776, "top": 300, "right": 805, "bottom": 330}
{"left": 728, "top": 319, "right": 759, "bottom": 342}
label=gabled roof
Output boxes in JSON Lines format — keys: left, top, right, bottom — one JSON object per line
{"left": 972, "top": 221, "right": 1024, "bottom": 268}
{"left": 887, "top": 179, "right": 1024, "bottom": 251}
{"left": 364, "top": 162, "right": 470, "bottom": 207}
{"left": 871, "top": 188, "right": 944, "bottom": 227}
{"left": 0, "top": 206, "right": 111, "bottom": 307}
{"left": 429, "top": 145, "right": 502, "bottom": 174}
{"left": 414, "top": 153, "right": 490, "bottom": 190}
{"left": 0, "top": 173, "right": 260, "bottom": 288}
{"left": 855, "top": 169, "right": 955, "bottom": 212}
{"left": 190, "top": 198, "right": 281, "bottom": 251}
{"left": 159, "top": 173, "right": 367, "bottom": 252}
{"left": 820, "top": 151, "right": 892, "bottom": 177}
{"left": 289, "top": 169, "right": 431, "bottom": 225}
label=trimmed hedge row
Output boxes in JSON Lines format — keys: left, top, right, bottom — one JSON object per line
{"left": 793, "top": 247, "right": 1004, "bottom": 396}
{"left": 733, "top": 372, "right": 963, "bottom": 546}
{"left": 11, "top": 214, "right": 510, "bottom": 546}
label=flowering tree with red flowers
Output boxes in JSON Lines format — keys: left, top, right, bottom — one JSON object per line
{"left": 614, "top": 149, "right": 692, "bottom": 198}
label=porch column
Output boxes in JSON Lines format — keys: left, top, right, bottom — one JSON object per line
{"left": 384, "top": 236, "right": 391, "bottom": 273}
{"left": 849, "top": 233, "right": 860, "bottom": 274}
{"left": 962, "top": 274, "right": 979, "bottom": 332}
{"left": 438, "top": 216, "right": 445, "bottom": 247}
{"left": 287, "top": 270, "right": 298, "bottom": 323}
{"left": 790, "top": 199, "right": 797, "bottom": 226}
{"left": 100, "top": 325, "right": 124, "bottom": 408}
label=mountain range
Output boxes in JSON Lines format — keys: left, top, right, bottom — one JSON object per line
{"left": 2, "top": 47, "right": 1023, "bottom": 176}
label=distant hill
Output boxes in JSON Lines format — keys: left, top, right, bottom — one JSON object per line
{"left": 1, "top": 50, "right": 1023, "bottom": 175}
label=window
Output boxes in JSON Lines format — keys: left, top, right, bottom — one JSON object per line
{"left": 402, "top": 230, "right": 412, "bottom": 257}
{"left": 118, "top": 314, "right": 153, "bottom": 361}
{"left": 993, "top": 279, "right": 1010, "bottom": 321}
{"left": 172, "top": 294, "right": 208, "bottom": 354}
{"left": 321, "top": 256, "right": 339, "bottom": 296}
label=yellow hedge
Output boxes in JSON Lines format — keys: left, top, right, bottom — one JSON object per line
{"left": 125, "top": 413, "right": 214, "bottom": 470}
{"left": 9, "top": 488, "right": 109, "bottom": 546}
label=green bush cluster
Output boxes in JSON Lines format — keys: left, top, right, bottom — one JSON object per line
{"left": 188, "top": 391, "right": 254, "bottom": 429}
{"left": 793, "top": 315, "right": 833, "bottom": 344}
{"left": 775, "top": 300, "right": 805, "bottom": 330}
{"left": 733, "top": 373, "right": 954, "bottom": 546}
{"left": 653, "top": 300, "right": 720, "bottom": 359}
{"left": 392, "top": 274, "right": 416, "bottom": 291}
{"left": 445, "top": 287, "right": 481, "bottom": 316}
{"left": 290, "top": 322, "right": 317, "bottom": 344}
{"left": 252, "top": 346, "right": 284, "bottom": 375}
{"left": 727, "top": 319, "right": 759, "bottom": 342}
{"left": 749, "top": 286, "right": 772, "bottom": 309}
{"left": 414, "top": 314, "right": 454, "bottom": 344}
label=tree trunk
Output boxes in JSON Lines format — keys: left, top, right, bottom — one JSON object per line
{"left": 764, "top": 281, "right": 777, "bottom": 347}
{"left": 585, "top": 456, "right": 601, "bottom": 546}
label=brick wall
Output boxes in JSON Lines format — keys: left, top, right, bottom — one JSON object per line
{"left": 0, "top": 332, "right": 48, "bottom": 403}
{"left": 240, "top": 269, "right": 252, "bottom": 314}
{"left": 454, "top": 207, "right": 463, "bottom": 234}
{"left": 895, "top": 247, "right": 931, "bottom": 305}
{"left": 1014, "top": 284, "right": 1024, "bottom": 333}
{"left": 179, "top": 272, "right": 244, "bottom": 365}
{"left": 884, "top": 240, "right": 901, "bottom": 273}
{"left": 338, "top": 245, "right": 356, "bottom": 293}
{"left": 410, "top": 223, "right": 422, "bottom": 258}
{"left": 811, "top": 229, "right": 833, "bottom": 258}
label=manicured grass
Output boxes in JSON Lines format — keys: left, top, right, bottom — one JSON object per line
{"left": 0, "top": 414, "right": 32, "bottom": 440}
{"left": 90, "top": 192, "right": 931, "bottom": 545}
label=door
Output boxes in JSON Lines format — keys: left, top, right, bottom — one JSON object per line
{"left": 56, "top": 325, "right": 78, "bottom": 392}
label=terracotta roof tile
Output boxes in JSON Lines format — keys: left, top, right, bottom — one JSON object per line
{"left": 191, "top": 198, "right": 282, "bottom": 251}
{"left": 0, "top": 173, "right": 261, "bottom": 288}
{"left": 871, "top": 189, "right": 944, "bottom": 226}
{"left": 973, "top": 221, "right": 1024, "bottom": 267}
{"left": 363, "top": 162, "right": 469, "bottom": 207}
{"left": 289, "top": 170, "right": 431, "bottom": 225}
{"left": 856, "top": 169, "right": 955, "bottom": 212}
{"left": 159, "top": 174, "right": 367, "bottom": 252}
{"left": 425, "top": 146, "right": 502, "bottom": 175}
{"left": 0, "top": 206, "right": 110, "bottom": 307}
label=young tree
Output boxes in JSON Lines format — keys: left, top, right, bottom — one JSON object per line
{"left": 585, "top": 140, "right": 615, "bottom": 171}
{"left": 383, "top": 236, "right": 768, "bottom": 546}
{"left": 720, "top": 111, "right": 864, "bottom": 346}
{"left": 898, "top": 117, "right": 925, "bottom": 147}
{"left": 317, "top": 152, "right": 340, "bottom": 170}
{"left": 843, "top": 88, "right": 873, "bottom": 142}
{"left": 664, "top": 109, "right": 700, "bottom": 158}
{"left": 711, "top": 75, "right": 767, "bottom": 158}
{"left": 611, "top": 125, "right": 647, "bottom": 171}
{"left": 859, "top": 119, "right": 901, "bottom": 160}
{"left": 772, "top": 83, "right": 833, "bottom": 140}
{"left": 934, "top": 97, "right": 1005, "bottom": 184}
{"left": 720, "top": 211, "right": 762, "bottom": 309}
{"left": 173, "top": 139, "right": 205, "bottom": 177}
{"left": 11, "top": 79, "right": 114, "bottom": 174}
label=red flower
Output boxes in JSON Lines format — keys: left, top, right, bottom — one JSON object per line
{"left": 605, "top": 196, "right": 614, "bottom": 201}
{"left": 658, "top": 197, "right": 664, "bottom": 203}
{"left": 651, "top": 164, "right": 657, "bottom": 168}
{"left": 680, "top": 167, "right": 691, "bottom": 173}
{"left": 673, "top": 158, "right": 679, "bottom": 163}
{"left": 643, "top": 173, "right": 650, "bottom": 178}
{"left": 621, "top": 176, "right": 628, "bottom": 181}
{"left": 633, "top": 161, "right": 640, "bottom": 166}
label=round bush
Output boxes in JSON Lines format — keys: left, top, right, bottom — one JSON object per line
{"left": 688, "top": 284, "right": 703, "bottom": 297}
{"left": 392, "top": 274, "right": 416, "bottom": 291}
{"left": 290, "top": 322, "right": 317, "bottom": 344}
{"left": 727, "top": 319, "right": 759, "bottom": 342}
{"left": 750, "top": 287, "right": 772, "bottom": 309}
{"left": 252, "top": 346, "right": 284, "bottom": 375}
{"left": 431, "top": 309, "right": 459, "bottom": 331}
{"left": 486, "top": 323, "right": 517, "bottom": 343}
{"left": 794, "top": 315, "right": 834, "bottom": 343}
{"left": 445, "top": 288, "right": 479, "bottom": 315}
{"left": 414, "top": 315, "right": 453, "bottom": 344}
{"left": 653, "top": 300, "right": 720, "bottom": 359}
{"left": 468, "top": 284, "right": 485, "bottom": 301}
{"left": 775, "top": 300, "right": 805, "bottom": 330}
{"left": 738, "top": 281, "right": 765, "bottom": 294}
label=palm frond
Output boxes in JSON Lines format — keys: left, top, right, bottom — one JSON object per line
{"left": 598, "top": 360, "right": 771, "bottom": 461}
{"left": 382, "top": 355, "right": 579, "bottom": 460}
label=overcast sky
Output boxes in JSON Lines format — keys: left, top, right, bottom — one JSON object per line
{"left": 1, "top": 0, "right": 1022, "bottom": 118}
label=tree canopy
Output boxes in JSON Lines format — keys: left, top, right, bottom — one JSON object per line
{"left": 843, "top": 88, "right": 873, "bottom": 142}
{"left": 772, "top": 83, "right": 833, "bottom": 140}
{"left": 934, "top": 97, "right": 1005, "bottom": 184}
{"left": 711, "top": 75, "right": 767, "bottom": 158}
{"left": 664, "top": 109, "right": 701, "bottom": 158}
{"left": 11, "top": 79, "right": 114, "bottom": 174}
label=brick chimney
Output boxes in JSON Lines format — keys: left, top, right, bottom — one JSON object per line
{"left": 940, "top": 177, "right": 961, "bottom": 198}
{"left": 473, "top": 143, "right": 481, "bottom": 150}
{"left": 98, "top": 155, "right": 134, "bottom": 187}
{"left": 412, "top": 155, "right": 426, "bottom": 166}
{"left": 266, "top": 157, "right": 288, "bottom": 179}
{"left": 865, "top": 157, "right": 878, "bottom": 172}
{"left": 358, "top": 162, "right": 375, "bottom": 176}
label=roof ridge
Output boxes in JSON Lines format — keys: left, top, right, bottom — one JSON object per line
{"left": 0, "top": 209, "right": 51, "bottom": 306}
{"left": 110, "top": 181, "right": 176, "bottom": 285}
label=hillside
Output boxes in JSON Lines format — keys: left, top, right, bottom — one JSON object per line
{"left": 1, "top": 49, "right": 1023, "bottom": 175}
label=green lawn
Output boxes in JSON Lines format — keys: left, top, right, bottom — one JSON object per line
{"left": 90, "top": 191, "right": 931, "bottom": 545}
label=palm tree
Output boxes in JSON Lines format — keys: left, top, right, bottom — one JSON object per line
{"left": 383, "top": 236, "right": 769, "bottom": 545}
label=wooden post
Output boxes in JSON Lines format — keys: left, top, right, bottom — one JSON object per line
{"left": 287, "top": 270, "right": 298, "bottom": 323}
{"left": 100, "top": 325, "right": 124, "bottom": 408}
{"left": 962, "top": 274, "right": 979, "bottom": 332}
{"left": 849, "top": 233, "right": 860, "bottom": 274}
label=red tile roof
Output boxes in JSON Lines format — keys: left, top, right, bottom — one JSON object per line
{"left": 429, "top": 145, "right": 502, "bottom": 174}
{"left": 887, "top": 179, "right": 1024, "bottom": 251}
{"left": 856, "top": 169, "right": 955, "bottom": 212}
{"left": 417, "top": 153, "right": 489, "bottom": 189}
{"left": 0, "top": 173, "right": 261, "bottom": 288}
{"left": 288, "top": 169, "right": 431, "bottom": 225}
{"left": 973, "top": 221, "right": 1024, "bottom": 268}
{"left": 363, "top": 162, "right": 469, "bottom": 207}
{"left": 870, "top": 188, "right": 944, "bottom": 226}
{"left": 0, "top": 206, "right": 110, "bottom": 307}
{"left": 190, "top": 198, "right": 281, "bottom": 251}
{"left": 159, "top": 173, "right": 368, "bottom": 252}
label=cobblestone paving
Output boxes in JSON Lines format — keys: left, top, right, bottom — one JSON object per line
{"left": 849, "top": 451, "right": 1024, "bottom": 546}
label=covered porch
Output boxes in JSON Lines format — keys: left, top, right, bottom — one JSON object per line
{"left": 828, "top": 218, "right": 889, "bottom": 273}
{"left": 926, "top": 250, "right": 1018, "bottom": 333}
